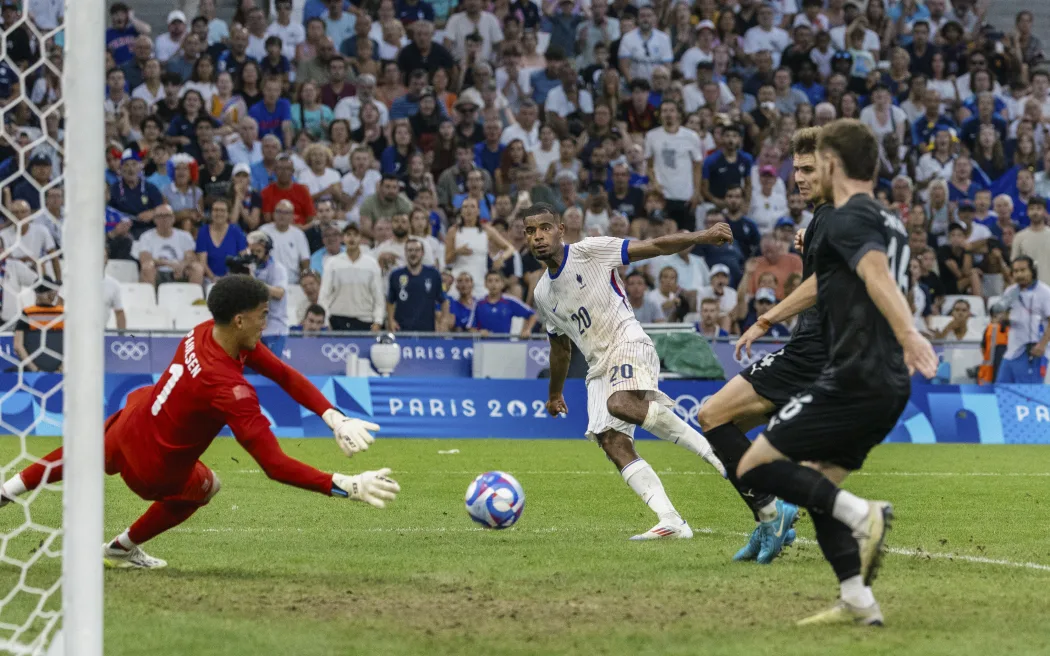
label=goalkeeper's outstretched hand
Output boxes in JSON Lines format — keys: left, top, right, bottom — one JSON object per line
{"left": 332, "top": 469, "right": 401, "bottom": 508}
{"left": 323, "top": 409, "right": 380, "bottom": 458}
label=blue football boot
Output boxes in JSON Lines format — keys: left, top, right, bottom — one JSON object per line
{"left": 756, "top": 500, "right": 800, "bottom": 564}
{"left": 733, "top": 525, "right": 763, "bottom": 561}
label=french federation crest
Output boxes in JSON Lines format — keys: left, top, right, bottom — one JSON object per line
{"left": 398, "top": 274, "right": 409, "bottom": 287}
{"left": 576, "top": 273, "right": 586, "bottom": 288}
{"left": 424, "top": 277, "right": 433, "bottom": 293}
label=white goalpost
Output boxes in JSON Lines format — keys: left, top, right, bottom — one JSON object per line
{"left": 60, "top": 0, "right": 106, "bottom": 653}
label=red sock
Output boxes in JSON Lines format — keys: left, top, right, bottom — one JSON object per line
{"left": 127, "top": 501, "right": 203, "bottom": 545}
{"left": 20, "top": 447, "right": 64, "bottom": 489}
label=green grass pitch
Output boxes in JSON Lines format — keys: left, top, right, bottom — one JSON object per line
{"left": 1, "top": 438, "right": 1049, "bottom": 655}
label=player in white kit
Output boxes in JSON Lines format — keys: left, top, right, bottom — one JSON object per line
{"left": 523, "top": 203, "right": 731, "bottom": 540}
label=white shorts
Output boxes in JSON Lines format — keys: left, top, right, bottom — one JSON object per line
{"left": 584, "top": 341, "right": 673, "bottom": 441}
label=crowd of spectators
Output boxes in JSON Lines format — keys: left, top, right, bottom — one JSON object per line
{"left": 0, "top": 0, "right": 1049, "bottom": 375}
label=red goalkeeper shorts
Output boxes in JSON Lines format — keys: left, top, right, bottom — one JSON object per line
{"left": 103, "top": 406, "right": 216, "bottom": 504}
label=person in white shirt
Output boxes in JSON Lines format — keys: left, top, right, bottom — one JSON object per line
{"left": 1012, "top": 196, "right": 1050, "bottom": 286}
{"left": 644, "top": 102, "right": 703, "bottom": 227}
{"left": 333, "top": 74, "right": 389, "bottom": 130}
{"left": 226, "top": 117, "right": 264, "bottom": 166}
{"left": 743, "top": 4, "right": 791, "bottom": 68}
{"left": 131, "top": 204, "right": 202, "bottom": 285}
{"left": 500, "top": 100, "right": 542, "bottom": 151}
{"left": 545, "top": 69, "right": 594, "bottom": 118}
{"left": 27, "top": 0, "right": 63, "bottom": 32}
{"left": 198, "top": 0, "right": 229, "bottom": 46}
{"left": 618, "top": 6, "right": 673, "bottom": 81}
{"left": 340, "top": 147, "right": 382, "bottom": 220}
{"left": 260, "top": 200, "right": 311, "bottom": 284}
{"left": 101, "top": 255, "right": 127, "bottom": 330}
{"left": 678, "top": 20, "right": 716, "bottom": 80}
{"left": 695, "top": 263, "right": 737, "bottom": 324}
{"left": 373, "top": 213, "right": 438, "bottom": 273}
{"left": 266, "top": 0, "right": 305, "bottom": 61}
{"left": 319, "top": 223, "right": 385, "bottom": 331}
{"left": 155, "top": 11, "right": 188, "bottom": 64}
{"left": 996, "top": 256, "right": 1050, "bottom": 382}
{"left": 749, "top": 166, "right": 790, "bottom": 234}
{"left": 933, "top": 298, "right": 984, "bottom": 341}
{"left": 444, "top": 0, "right": 503, "bottom": 62}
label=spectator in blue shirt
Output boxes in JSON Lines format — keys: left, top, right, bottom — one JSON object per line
{"left": 530, "top": 47, "right": 567, "bottom": 106}
{"left": 381, "top": 123, "right": 418, "bottom": 176}
{"left": 473, "top": 120, "right": 505, "bottom": 179}
{"left": 468, "top": 271, "right": 536, "bottom": 337}
{"left": 387, "top": 238, "right": 448, "bottom": 331}
{"left": 397, "top": 0, "right": 435, "bottom": 24}
{"left": 106, "top": 3, "right": 149, "bottom": 67}
{"left": 695, "top": 298, "right": 730, "bottom": 339}
{"left": 108, "top": 150, "right": 165, "bottom": 239}
{"left": 701, "top": 125, "right": 753, "bottom": 206}
{"left": 959, "top": 92, "right": 1008, "bottom": 151}
{"left": 166, "top": 90, "right": 217, "bottom": 150}
{"left": 215, "top": 27, "right": 254, "bottom": 79}
{"left": 739, "top": 287, "right": 791, "bottom": 337}
{"left": 447, "top": 271, "right": 477, "bottom": 330}
{"left": 792, "top": 60, "right": 825, "bottom": 106}
{"left": 10, "top": 154, "right": 52, "bottom": 211}
{"left": 195, "top": 198, "right": 248, "bottom": 279}
{"left": 248, "top": 77, "right": 294, "bottom": 147}
{"left": 911, "top": 88, "right": 958, "bottom": 149}
{"left": 720, "top": 188, "right": 761, "bottom": 260}
{"left": 389, "top": 69, "right": 432, "bottom": 120}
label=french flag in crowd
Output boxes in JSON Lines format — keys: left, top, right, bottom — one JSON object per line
{"left": 105, "top": 206, "right": 130, "bottom": 232}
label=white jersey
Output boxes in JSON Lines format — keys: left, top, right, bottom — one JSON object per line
{"left": 533, "top": 237, "right": 650, "bottom": 376}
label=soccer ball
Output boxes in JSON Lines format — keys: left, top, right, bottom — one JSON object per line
{"left": 464, "top": 471, "right": 525, "bottom": 529}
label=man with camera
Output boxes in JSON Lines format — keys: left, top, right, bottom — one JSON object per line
{"left": 995, "top": 256, "right": 1050, "bottom": 383}
{"left": 235, "top": 231, "right": 290, "bottom": 357}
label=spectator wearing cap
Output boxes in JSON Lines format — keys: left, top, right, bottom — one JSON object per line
{"left": 678, "top": 20, "right": 714, "bottom": 80}
{"left": 133, "top": 204, "right": 202, "bottom": 286}
{"left": 739, "top": 287, "right": 791, "bottom": 337}
{"left": 334, "top": 74, "right": 390, "bottom": 131}
{"left": 8, "top": 153, "right": 52, "bottom": 211}
{"left": 13, "top": 279, "right": 63, "bottom": 373}
{"left": 244, "top": 230, "right": 291, "bottom": 356}
{"left": 618, "top": 6, "right": 672, "bottom": 82}
{"left": 701, "top": 124, "right": 752, "bottom": 209}
{"left": 576, "top": 1, "right": 620, "bottom": 69}
{"left": 696, "top": 262, "right": 737, "bottom": 323}
{"left": 262, "top": 156, "right": 316, "bottom": 226}
{"left": 773, "top": 216, "right": 799, "bottom": 250}
{"left": 452, "top": 89, "right": 486, "bottom": 144}
{"left": 749, "top": 165, "right": 789, "bottom": 234}
{"left": 443, "top": 0, "right": 503, "bottom": 62}
{"left": 249, "top": 76, "right": 294, "bottom": 148}
{"left": 156, "top": 11, "right": 187, "bottom": 64}
{"left": 195, "top": 198, "right": 248, "bottom": 280}
{"left": 108, "top": 149, "right": 165, "bottom": 240}
{"left": 387, "top": 237, "right": 448, "bottom": 331}
{"left": 106, "top": 3, "right": 151, "bottom": 67}
{"left": 1013, "top": 197, "right": 1050, "bottom": 285}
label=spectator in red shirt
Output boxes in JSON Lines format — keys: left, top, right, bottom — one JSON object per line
{"left": 261, "top": 155, "right": 316, "bottom": 225}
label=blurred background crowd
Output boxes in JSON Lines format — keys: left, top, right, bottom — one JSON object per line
{"left": 0, "top": 0, "right": 1048, "bottom": 378}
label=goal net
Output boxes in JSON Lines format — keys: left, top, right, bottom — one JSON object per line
{"left": 0, "top": 1, "right": 104, "bottom": 654}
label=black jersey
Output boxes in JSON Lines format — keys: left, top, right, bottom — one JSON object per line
{"left": 815, "top": 194, "right": 910, "bottom": 393}
{"left": 791, "top": 203, "right": 833, "bottom": 343}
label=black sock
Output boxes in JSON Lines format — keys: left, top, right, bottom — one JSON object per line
{"left": 811, "top": 511, "right": 861, "bottom": 582}
{"left": 705, "top": 423, "right": 776, "bottom": 519}
{"left": 738, "top": 460, "right": 840, "bottom": 515}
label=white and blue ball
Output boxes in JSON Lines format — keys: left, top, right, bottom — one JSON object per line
{"left": 464, "top": 471, "right": 525, "bottom": 529}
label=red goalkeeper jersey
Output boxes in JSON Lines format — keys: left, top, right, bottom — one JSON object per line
{"left": 109, "top": 320, "right": 336, "bottom": 496}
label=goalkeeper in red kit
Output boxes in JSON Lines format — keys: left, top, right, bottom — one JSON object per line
{"left": 0, "top": 275, "right": 400, "bottom": 569}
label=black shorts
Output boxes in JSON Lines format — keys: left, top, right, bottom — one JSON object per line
{"left": 763, "top": 383, "right": 909, "bottom": 471}
{"left": 738, "top": 339, "right": 826, "bottom": 408}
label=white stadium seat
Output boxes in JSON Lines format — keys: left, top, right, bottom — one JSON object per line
{"left": 125, "top": 306, "right": 172, "bottom": 331}
{"left": 941, "top": 294, "right": 985, "bottom": 316}
{"left": 173, "top": 305, "right": 212, "bottom": 330}
{"left": 986, "top": 295, "right": 1002, "bottom": 313}
{"left": 157, "top": 282, "right": 204, "bottom": 310}
{"left": 120, "top": 282, "right": 157, "bottom": 310}
{"left": 105, "top": 259, "right": 139, "bottom": 284}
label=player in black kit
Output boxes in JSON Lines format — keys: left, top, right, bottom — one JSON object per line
{"left": 694, "top": 128, "right": 830, "bottom": 564}
{"left": 735, "top": 119, "right": 938, "bottom": 626}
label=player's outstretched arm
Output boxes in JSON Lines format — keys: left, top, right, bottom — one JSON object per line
{"left": 855, "top": 251, "right": 939, "bottom": 379}
{"left": 735, "top": 275, "right": 818, "bottom": 359}
{"left": 626, "top": 223, "right": 733, "bottom": 262}
{"left": 245, "top": 345, "right": 381, "bottom": 457}
{"left": 545, "top": 332, "right": 571, "bottom": 416}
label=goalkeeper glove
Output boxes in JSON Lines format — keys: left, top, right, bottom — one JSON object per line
{"left": 323, "top": 408, "right": 380, "bottom": 458}
{"left": 332, "top": 469, "right": 401, "bottom": 508}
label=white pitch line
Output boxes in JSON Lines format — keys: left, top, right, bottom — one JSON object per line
{"left": 168, "top": 524, "right": 1050, "bottom": 573}
{"left": 222, "top": 469, "right": 1050, "bottom": 477}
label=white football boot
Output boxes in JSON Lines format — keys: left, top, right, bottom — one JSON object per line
{"left": 102, "top": 542, "right": 168, "bottom": 569}
{"left": 796, "top": 599, "right": 884, "bottom": 627}
{"left": 629, "top": 519, "right": 694, "bottom": 541}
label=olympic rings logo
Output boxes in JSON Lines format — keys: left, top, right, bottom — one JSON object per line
{"left": 109, "top": 341, "right": 149, "bottom": 361}
{"left": 671, "top": 394, "right": 712, "bottom": 428}
{"left": 321, "top": 343, "right": 361, "bottom": 362}
{"left": 528, "top": 346, "right": 549, "bottom": 366}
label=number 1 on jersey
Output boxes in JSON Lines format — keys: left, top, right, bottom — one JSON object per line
{"left": 151, "top": 364, "right": 184, "bottom": 416}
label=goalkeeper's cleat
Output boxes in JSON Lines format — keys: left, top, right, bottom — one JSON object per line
{"left": 756, "top": 500, "right": 800, "bottom": 564}
{"left": 784, "top": 528, "right": 797, "bottom": 546}
{"left": 733, "top": 525, "right": 762, "bottom": 561}
{"left": 855, "top": 501, "right": 894, "bottom": 586}
{"left": 796, "top": 600, "right": 884, "bottom": 627}
{"left": 102, "top": 543, "right": 167, "bottom": 570}
{"left": 630, "top": 519, "right": 693, "bottom": 541}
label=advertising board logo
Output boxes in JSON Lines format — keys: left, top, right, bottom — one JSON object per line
{"left": 528, "top": 346, "right": 550, "bottom": 366}
{"left": 110, "top": 341, "right": 149, "bottom": 361}
{"left": 321, "top": 343, "right": 360, "bottom": 362}
{"left": 671, "top": 394, "right": 713, "bottom": 428}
